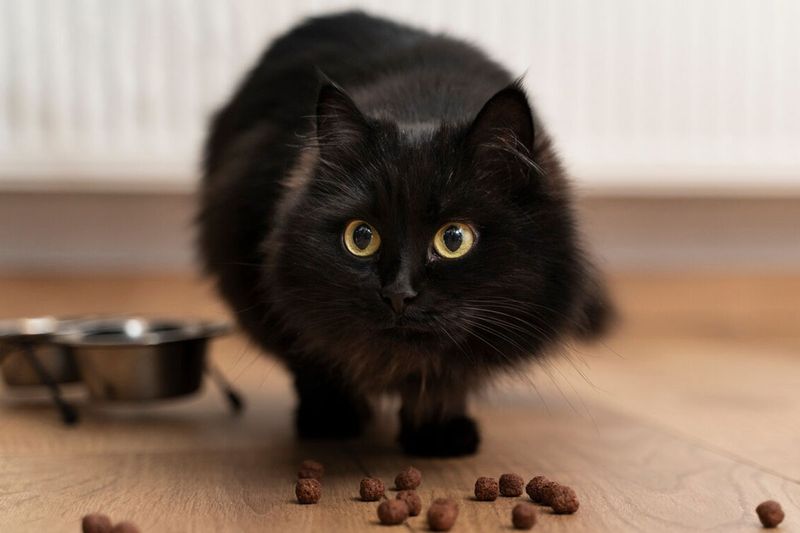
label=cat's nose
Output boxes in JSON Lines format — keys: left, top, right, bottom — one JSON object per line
{"left": 381, "top": 287, "right": 418, "bottom": 315}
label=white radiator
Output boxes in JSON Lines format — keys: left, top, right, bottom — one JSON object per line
{"left": 1, "top": 0, "right": 799, "bottom": 194}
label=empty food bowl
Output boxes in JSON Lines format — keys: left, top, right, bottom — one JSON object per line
{"left": 0, "top": 317, "right": 81, "bottom": 387}
{"left": 55, "top": 317, "right": 231, "bottom": 402}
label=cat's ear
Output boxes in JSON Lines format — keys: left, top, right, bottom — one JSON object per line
{"left": 315, "top": 83, "right": 370, "bottom": 151}
{"left": 465, "top": 84, "right": 535, "bottom": 167}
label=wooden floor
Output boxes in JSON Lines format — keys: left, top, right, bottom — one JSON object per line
{"left": 0, "top": 274, "right": 798, "bottom": 532}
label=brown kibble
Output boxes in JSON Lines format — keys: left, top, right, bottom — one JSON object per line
{"left": 427, "top": 497, "right": 458, "bottom": 531}
{"left": 756, "top": 500, "right": 785, "bottom": 528}
{"left": 474, "top": 476, "right": 499, "bottom": 501}
{"left": 395, "top": 466, "right": 422, "bottom": 490}
{"left": 110, "top": 522, "right": 140, "bottom": 533}
{"left": 396, "top": 490, "right": 422, "bottom": 516}
{"left": 377, "top": 499, "right": 409, "bottom": 525}
{"left": 82, "top": 514, "right": 113, "bottom": 533}
{"left": 298, "top": 459, "right": 325, "bottom": 480}
{"left": 359, "top": 477, "right": 385, "bottom": 501}
{"left": 500, "top": 473, "right": 525, "bottom": 497}
{"left": 549, "top": 485, "right": 580, "bottom": 514}
{"left": 295, "top": 478, "right": 322, "bottom": 504}
{"left": 526, "top": 476, "right": 554, "bottom": 504}
{"left": 512, "top": 503, "right": 537, "bottom": 529}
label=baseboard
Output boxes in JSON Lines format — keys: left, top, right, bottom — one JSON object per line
{"left": 1, "top": 192, "right": 798, "bottom": 274}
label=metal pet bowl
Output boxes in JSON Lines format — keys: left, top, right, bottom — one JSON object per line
{"left": 56, "top": 317, "right": 231, "bottom": 402}
{"left": 1, "top": 315, "right": 242, "bottom": 426}
{"left": 0, "top": 317, "right": 81, "bottom": 387}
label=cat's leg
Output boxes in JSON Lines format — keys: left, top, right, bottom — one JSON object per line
{"left": 292, "top": 363, "right": 372, "bottom": 439}
{"left": 397, "top": 381, "right": 480, "bottom": 457}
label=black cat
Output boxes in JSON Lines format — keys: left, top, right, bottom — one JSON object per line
{"left": 198, "top": 11, "right": 612, "bottom": 456}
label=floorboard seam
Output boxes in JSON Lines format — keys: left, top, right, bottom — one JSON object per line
{"left": 608, "top": 406, "right": 800, "bottom": 485}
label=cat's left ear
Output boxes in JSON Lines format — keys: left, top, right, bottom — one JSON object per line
{"left": 315, "top": 83, "right": 370, "bottom": 152}
{"left": 465, "top": 84, "right": 535, "bottom": 168}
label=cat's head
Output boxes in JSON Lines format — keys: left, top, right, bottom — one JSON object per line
{"left": 265, "top": 82, "right": 599, "bottom": 379}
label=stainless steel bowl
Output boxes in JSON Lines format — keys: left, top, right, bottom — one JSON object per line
{"left": 56, "top": 317, "right": 230, "bottom": 402}
{"left": 0, "top": 317, "right": 81, "bottom": 387}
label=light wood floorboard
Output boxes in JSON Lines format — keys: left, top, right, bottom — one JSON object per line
{"left": 0, "top": 274, "right": 798, "bottom": 532}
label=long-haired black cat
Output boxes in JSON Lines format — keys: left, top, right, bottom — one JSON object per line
{"left": 198, "top": 11, "right": 612, "bottom": 457}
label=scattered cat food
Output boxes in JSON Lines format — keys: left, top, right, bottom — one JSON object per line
{"left": 295, "top": 478, "right": 322, "bottom": 504}
{"left": 359, "top": 477, "right": 385, "bottom": 501}
{"left": 297, "top": 459, "right": 325, "bottom": 480}
{"left": 474, "top": 476, "right": 499, "bottom": 501}
{"left": 377, "top": 499, "right": 409, "bottom": 525}
{"left": 756, "top": 500, "right": 785, "bottom": 528}
{"left": 512, "top": 503, "right": 537, "bottom": 530}
{"left": 427, "top": 497, "right": 459, "bottom": 531}
{"left": 396, "top": 490, "right": 422, "bottom": 516}
{"left": 82, "top": 514, "right": 113, "bottom": 533}
{"left": 499, "top": 473, "right": 524, "bottom": 497}
{"left": 525, "top": 476, "right": 556, "bottom": 504}
{"left": 110, "top": 522, "right": 140, "bottom": 533}
{"left": 395, "top": 466, "right": 422, "bottom": 490}
{"left": 549, "top": 485, "right": 580, "bottom": 514}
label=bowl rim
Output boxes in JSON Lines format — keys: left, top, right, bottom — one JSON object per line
{"left": 0, "top": 316, "right": 75, "bottom": 343}
{"left": 53, "top": 317, "right": 231, "bottom": 347}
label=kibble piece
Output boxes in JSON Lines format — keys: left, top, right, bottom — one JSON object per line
{"left": 295, "top": 478, "right": 322, "bottom": 504}
{"left": 474, "top": 476, "right": 499, "bottom": 501}
{"left": 526, "top": 476, "right": 557, "bottom": 504}
{"left": 395, "top": 466, "right": 422, "bottom": 490}
{"left": 756, "top": 500, "right": 785, "bottom": 528}
{"left": 82, "top": 514, "right": 113, "bottom": 533}
{"left": 396, "top": 490, "right": 422, "bottom": 516}
{"left": 512, "top": 503, "right": 537, "bottom": 530}
{"left": 549, "top": 485, "right": 580, "bottom": 514}
{"left": 359, "top": 477, "right": 385, "bottom": 501}
{"left": 377, "top": 499, "right": 409, "bottom": 525}
{"left": 500, "top": 473, "right": 525, "bottom": 497}
{"left": 298, "top": 459, "right": 325, "bottom": 480}
{"left": 110, "top": 523, "right": 140, "bottom": 533}
{"left": 427, "top": 498, "right": 459, "bottom": 531}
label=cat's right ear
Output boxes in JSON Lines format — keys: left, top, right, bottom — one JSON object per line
{"left": 464, "top": 84, "right": 536, "bottom": 189}
{"left": 315, "top": 83, "right": 370, "bottom": 152}
{"left": 466, "top": 84, "right": 535, "bottom": 155}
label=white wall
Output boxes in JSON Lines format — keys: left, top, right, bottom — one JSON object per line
{"left": 1, "top": 0, "right": 799, "bottom": 195}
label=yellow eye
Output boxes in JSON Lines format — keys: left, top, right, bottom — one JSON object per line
{"left": 343, "top": 220, "right": 381, "bottom": 257}
{"left": 433, "top": 222, "right": 476, "bottom": 259}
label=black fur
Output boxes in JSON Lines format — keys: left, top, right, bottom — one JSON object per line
{"left": 198, "top": 11, "right": 612, "bottom": 456}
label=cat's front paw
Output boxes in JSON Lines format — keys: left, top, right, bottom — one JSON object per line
{"left": 399, "top": 415, "right": 481, "bottom": 457}
{"left": 295, "top": 398, "right": 371, "bottom": 439}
